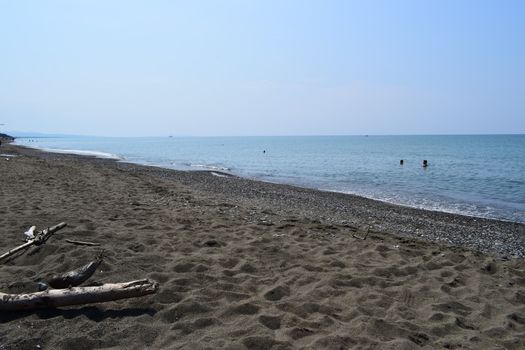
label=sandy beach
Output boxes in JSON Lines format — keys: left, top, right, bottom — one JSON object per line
{"left": 1, "top": 143, "right": 524, "bottom": 349}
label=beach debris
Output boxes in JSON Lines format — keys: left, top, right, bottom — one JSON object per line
{"left": 352, "top": 225, "right": 369, "bottom": 240}
{"left": 65, "top": 239, "right": 101, "bottom": 246}
{"left": 0, "top": 222, "right": 67, "bottom": 263}
{"left": 23, "top": 226, "right": 36, "bottom": 240}
{"left": 48, "top": 253, "right": 103, "bottom": 289}
{"left": 1, "top": 222, "right": 159, "bottom": 311}
{"left": 0, "top": 279, "right": 159, "bottom": 311}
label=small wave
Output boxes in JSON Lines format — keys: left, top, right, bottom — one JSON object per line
{"left": 330, "top": 188, "right": 524, "bottom": 223}
{"left": 190, "top": 163, "right": 231, "bottom": 171}
{"left": 17, "top": 142, "right": 121, "bottom": 160}
{"left": 211, "top": 172, "right": 229, "bottom": 178}
{"left": 14, "top": 141, "right": 119, "bottom": 160}
{"left": 41, "top": 148, "right": 120, "bottom": 160}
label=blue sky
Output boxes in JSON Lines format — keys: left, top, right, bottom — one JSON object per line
{"left": 1, "top": 0, "right": 524, "bottom": 136}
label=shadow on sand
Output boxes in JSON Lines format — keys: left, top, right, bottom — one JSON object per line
{"left": 0, "top": 306, "right": 157, "bottom": 323}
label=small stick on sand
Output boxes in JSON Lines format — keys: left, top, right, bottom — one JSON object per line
{"left": 65, "top": 239, "right": 100, "bottom": 246}
{"left": 0, "top": 279, "right": 159, "bottom": 311}
{"left": 0, "top": 222, "right": 67, "bottom": 263}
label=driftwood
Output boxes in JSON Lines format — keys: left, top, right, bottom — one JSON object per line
{"left": 0, "top": 279, "right": 159, "bottom": 311}
{"left": 0, "top": 222, "right": 67, "bottom": 262}
{"left": 65, "top": 239, "right": 100, "bottom": 246}
{"left": 48, "top": 254, "right": 103, "bottom": 289}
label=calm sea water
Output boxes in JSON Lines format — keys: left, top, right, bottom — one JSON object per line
{"left": 15, "top": 135, "right": 525, "bottom": 223}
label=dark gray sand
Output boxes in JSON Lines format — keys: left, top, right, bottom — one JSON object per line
{"left": 1, "top": 144, "right": 524, "bottom": 349}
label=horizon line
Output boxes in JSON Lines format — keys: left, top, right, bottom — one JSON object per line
{"left": 6, "top": 131, "right": 525, "bottom": 138}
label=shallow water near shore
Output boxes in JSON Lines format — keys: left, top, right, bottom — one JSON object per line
{"left": 15, "top": 134, "right": 525, "bottom": 223}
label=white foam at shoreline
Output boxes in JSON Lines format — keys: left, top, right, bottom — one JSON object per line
{"left": 190, "top": 163, "right": 230, "bottom": 171}
{"left": 329, "top": 188, "right": 522, "bottom": 223}
{"left": 15, "top": 142, "right": 121, "bottom": 160}
{"left": 42, "top": 148, "right": 121, "bottom": 159}
{"left": 211, "top": 171, "right": 229, "bottom": 177}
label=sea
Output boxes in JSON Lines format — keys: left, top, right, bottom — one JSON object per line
{"left": 14, "top": 135, "right": 525, "bottom": 224}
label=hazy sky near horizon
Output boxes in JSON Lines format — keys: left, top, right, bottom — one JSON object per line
{"left": 1, "top": 1, "right": 524, "bottom": 137}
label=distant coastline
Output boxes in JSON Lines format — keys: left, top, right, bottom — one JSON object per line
{"left": 0, "top": 133, "right": 14, "bottom": 142}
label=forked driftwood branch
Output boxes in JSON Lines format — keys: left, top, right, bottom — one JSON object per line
{"left": 0, "top": 279, "right": 159, "bottom": 311}
{"left": 65, "top": 239, "right": 100, "bottom": 247}
{"left": 0, "top": 222, "right": 67, "bottom": 263}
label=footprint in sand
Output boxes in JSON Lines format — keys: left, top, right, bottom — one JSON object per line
{"left": 224, "top": 302, "right": 260, "bottom": 316}
{"left": 258, "top": 315, "right": 282, "bottom": 330}
{"left": 263, "top": 285, "right": 290, "bottom": 301}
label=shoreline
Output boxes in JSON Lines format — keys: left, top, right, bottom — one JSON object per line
{"left": 1, "top": 142, "right": 525, "bottom": 349}
{"left": 6, "top": 143, "right": 525, "bottom": 258}
{"left": 13, "top": 141, "right": 525, "bottom": 225}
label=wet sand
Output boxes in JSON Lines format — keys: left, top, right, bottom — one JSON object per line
{"left": 1, "top": 144, "right": 524, "bottom": 349}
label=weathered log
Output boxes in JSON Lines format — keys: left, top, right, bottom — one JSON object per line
{"left": 0, "top": 222, "right": 67, "bottom": 262}
{"left": 48, "top": 255, "right": 103, "bottom": 289}
{"left": 65, "top": 239, "right": 100, "bottom": 246}
{"left": 0, "top": 279, "right": 159, "bottom": 310}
